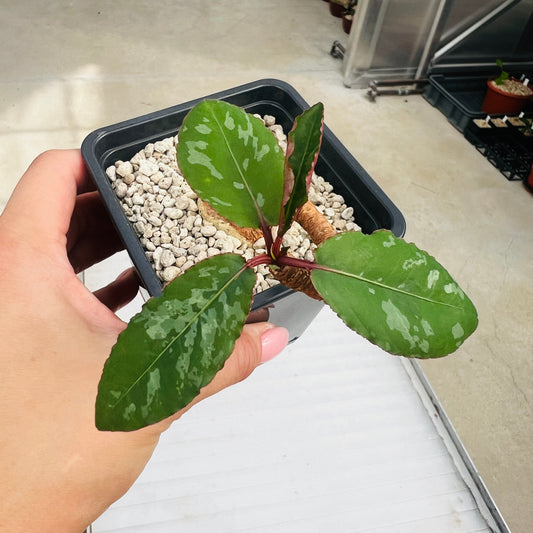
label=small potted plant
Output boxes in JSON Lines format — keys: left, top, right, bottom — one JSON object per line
{"left": 90, "top": 98, "right": 478, "bottom": 431}
{"left": 482, "top": 59, "right": 533, "bottom": 115}
{"left": 518, "top": 117, "right": 533, "bottom": 152}
{"left": 342, "top": 0, "right": 357, "bottom": 33}
{"left": 329, "top": 0, "right": 349, "bottom": 18}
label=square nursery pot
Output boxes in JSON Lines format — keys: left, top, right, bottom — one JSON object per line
{"left": 82, "top": 79, "right": 405, "bottom": 342}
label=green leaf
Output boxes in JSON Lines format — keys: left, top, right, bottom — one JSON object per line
{"left": 96, "top": 254, "right": 255, "bottom": 431}
{"left": 311, "top": 231, "right": 478, "bottom": 358}
{"left": 177, "top": 100, "right": 285, "bottom": 228}
{"left": 280, "top": 102, "right": 324, "bottom": 236}
{"left": 494, "top": 59, "right": 509, "bottom": 85}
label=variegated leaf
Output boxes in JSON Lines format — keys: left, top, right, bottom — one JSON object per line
{"left": 177, "top": 100, "right": 285, "bottom": 228}
{"left": 311, "top": 231, "right": 478, "bottom": 358}
{"left": 96, "top": 254, "right": 255, "bottom": 431}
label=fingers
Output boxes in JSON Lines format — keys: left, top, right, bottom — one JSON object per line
{"left": 2, "top": 150, "right": 94, "bottom": 240}
{"left": 66, "top": 191, "right": 124, "bottom": 273}
{"left": 4, "top": 150, "right": 125, "bottom": 273}
{"left": 246, "top": 307, "right": 271, "bottom": 323}
{"left": 201, "top": 323, "right": 289, "bottom": 392}
{"left": 93, "top": 268, "right": 140, "bottom": 313}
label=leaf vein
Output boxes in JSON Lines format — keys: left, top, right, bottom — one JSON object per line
{"left": 110, "top": 263, "right": 251, "bottom": 409}
{"left": 316, "top": 266, "right": 462, "bottom": 310}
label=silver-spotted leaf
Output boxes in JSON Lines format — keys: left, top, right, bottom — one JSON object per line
{"left": 311, "top": 231, "right": 478, "bottom": 358}
{"left": 177, "top": 100, "right": 284, "bottom": 228}
{"left": 96, "top": 254, "right": 255, "bottom": 431}
{"left": 280, "top": 102, "right": 324, "bottom": 235}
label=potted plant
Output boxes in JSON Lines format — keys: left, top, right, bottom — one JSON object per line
{"left": 482, "top": 59, "right": 532, "bottom": 115}
{"left": 329, "top": 0, "right": 349, "bottom": 18}
{"left": 342, "top": 0, "right": 357, "bottom": 33}
{"left": 87, "top": 97, "right": 478, "bottom": 432}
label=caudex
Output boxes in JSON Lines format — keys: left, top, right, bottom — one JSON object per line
{"left": 95, "top": 100, "right": 478, "bottom": 431}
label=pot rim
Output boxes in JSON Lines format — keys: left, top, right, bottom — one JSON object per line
{"left": 486, "top": 77, "right": 533, "bottom": 100}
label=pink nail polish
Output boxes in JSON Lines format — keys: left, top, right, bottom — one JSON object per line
{"left": 260, "top": 326, "right": 289, "bottom": 363}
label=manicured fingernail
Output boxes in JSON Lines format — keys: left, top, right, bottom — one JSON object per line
{"left": 116, "top": 268, "right": 133, "bottom": 281}
{"left": 260, "top": 326, "right": 289, "bottom": 363}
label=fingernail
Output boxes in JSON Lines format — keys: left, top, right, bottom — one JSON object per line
{"left": 260, "top": 326, "right": 289, "bottom": 363}
{"left": 116, "top": 268, "right": 133, "bottom": 281}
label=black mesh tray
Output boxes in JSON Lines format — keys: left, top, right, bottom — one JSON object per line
{"left": 464, "top": 116, "right": 533, "bottom": 182}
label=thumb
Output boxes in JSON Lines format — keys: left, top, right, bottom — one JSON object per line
{"left": 208, "top": 322, "right": 289, "bottom": 390}
{"left": 169, "top": 322, "right": 289, "bottom": 421}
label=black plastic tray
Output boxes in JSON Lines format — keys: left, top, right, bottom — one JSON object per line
{"left": 82, "top": 79, "right": 405, "bottom": 340}
{"left": 424, "top": 73, "right": 533, "bottom": 132}
{"left": 464, "top": 117, "right": 533, "bottom": 182}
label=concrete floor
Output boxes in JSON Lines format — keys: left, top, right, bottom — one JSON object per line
{"left": 1, "top": 1, "right": 531, "bottom": 531}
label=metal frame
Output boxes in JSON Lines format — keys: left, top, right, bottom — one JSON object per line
{"left": 342, "top": 0, "right": 528, "bottom": 91}
{"left": 402, "top": 359, "right": 511, "bottom": 533}
{"left": 430, "top": 0, "right": 522, "bottom": 72}
{"left": 342, "top": 0, "right": 454, "bottom": 88}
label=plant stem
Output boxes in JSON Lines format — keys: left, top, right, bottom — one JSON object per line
{"left": 246, "top": 251, "right": 323, "bottom": 272}
{"left": 272, "top": 234, "right": 283, "bottom": 259}
{"left": 245, "top": 254, "right": 274, "bottom": 269}
{"left": 276, "top": 255, "right": 317, "bottom": 271}
{"left": 260, "top": 215, "right": 274, "bottom": 257}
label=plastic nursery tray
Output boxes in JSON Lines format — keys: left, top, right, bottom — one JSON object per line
{"left": 82, "top": 79, "right": 405, "bottom": 341}
{"left": 424, "top": 73, "right": 533, "bottom": 133}
{"left": 464, "top": 115, "right": 533, "bottom": 182}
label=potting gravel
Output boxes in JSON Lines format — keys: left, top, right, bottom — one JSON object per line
{"left": 106, "top": 114, "right": 360, "bottom": 293}
{"left": 489, "top": 79, "right": 533, "bottom": 97}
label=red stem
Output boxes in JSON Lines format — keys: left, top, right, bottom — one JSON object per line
{"left": 276, "top": 255, "right": 319, "bottom": 271}
{"left": 272, "top": 234, "right": 283, "bottom": 259}
{"left": 245, "top": 254, "right": 274, "bottom": 269}
{"left": 246, "top": 248, "right": 332, "bottom": 274}
{"left": 259, "top": 215, "right": 274, "bottom": 257}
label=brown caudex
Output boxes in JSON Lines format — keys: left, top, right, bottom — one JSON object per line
{"left": 273, "top": 202, "right": 337, "bottom": 300}
{"left": 199, "top": 198, "right": 337, "bottom": 301}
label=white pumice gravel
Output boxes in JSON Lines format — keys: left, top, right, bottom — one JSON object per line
{"left": 107, "top": 115, "right": 360, "bottom": 294}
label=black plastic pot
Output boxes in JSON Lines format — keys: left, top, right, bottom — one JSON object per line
{"left": 82, "top": 79, "right": 405, "bottom": 341}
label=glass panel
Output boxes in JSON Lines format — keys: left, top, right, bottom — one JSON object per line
{"left": 342, "top": 0, "right": 533, "bottom": 87}
{"left": 434, "top": 0, "right": 533, "bottom": 69}
{"left": 343, "top": 0, "right": 449, "bottom": 87}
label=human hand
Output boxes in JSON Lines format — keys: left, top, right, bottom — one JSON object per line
{"left": 0, "top": 150, "right": 289, "bottom": 532}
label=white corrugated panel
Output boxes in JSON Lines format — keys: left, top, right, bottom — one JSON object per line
{"left": 86, "top": 253, "right": 497, "bottom": 533}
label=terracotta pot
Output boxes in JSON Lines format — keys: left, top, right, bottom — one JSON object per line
{"left": 525, "top": 164, "right": 533, "bottom": 193}
{"left": 481, "top": 78, "right": 532, "bottom": 115}
{"left": 342, "top": 14, "right": 353, "bottom": 33}
{"left": 329, "top": 1, "right": 345, "bottom": 17}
